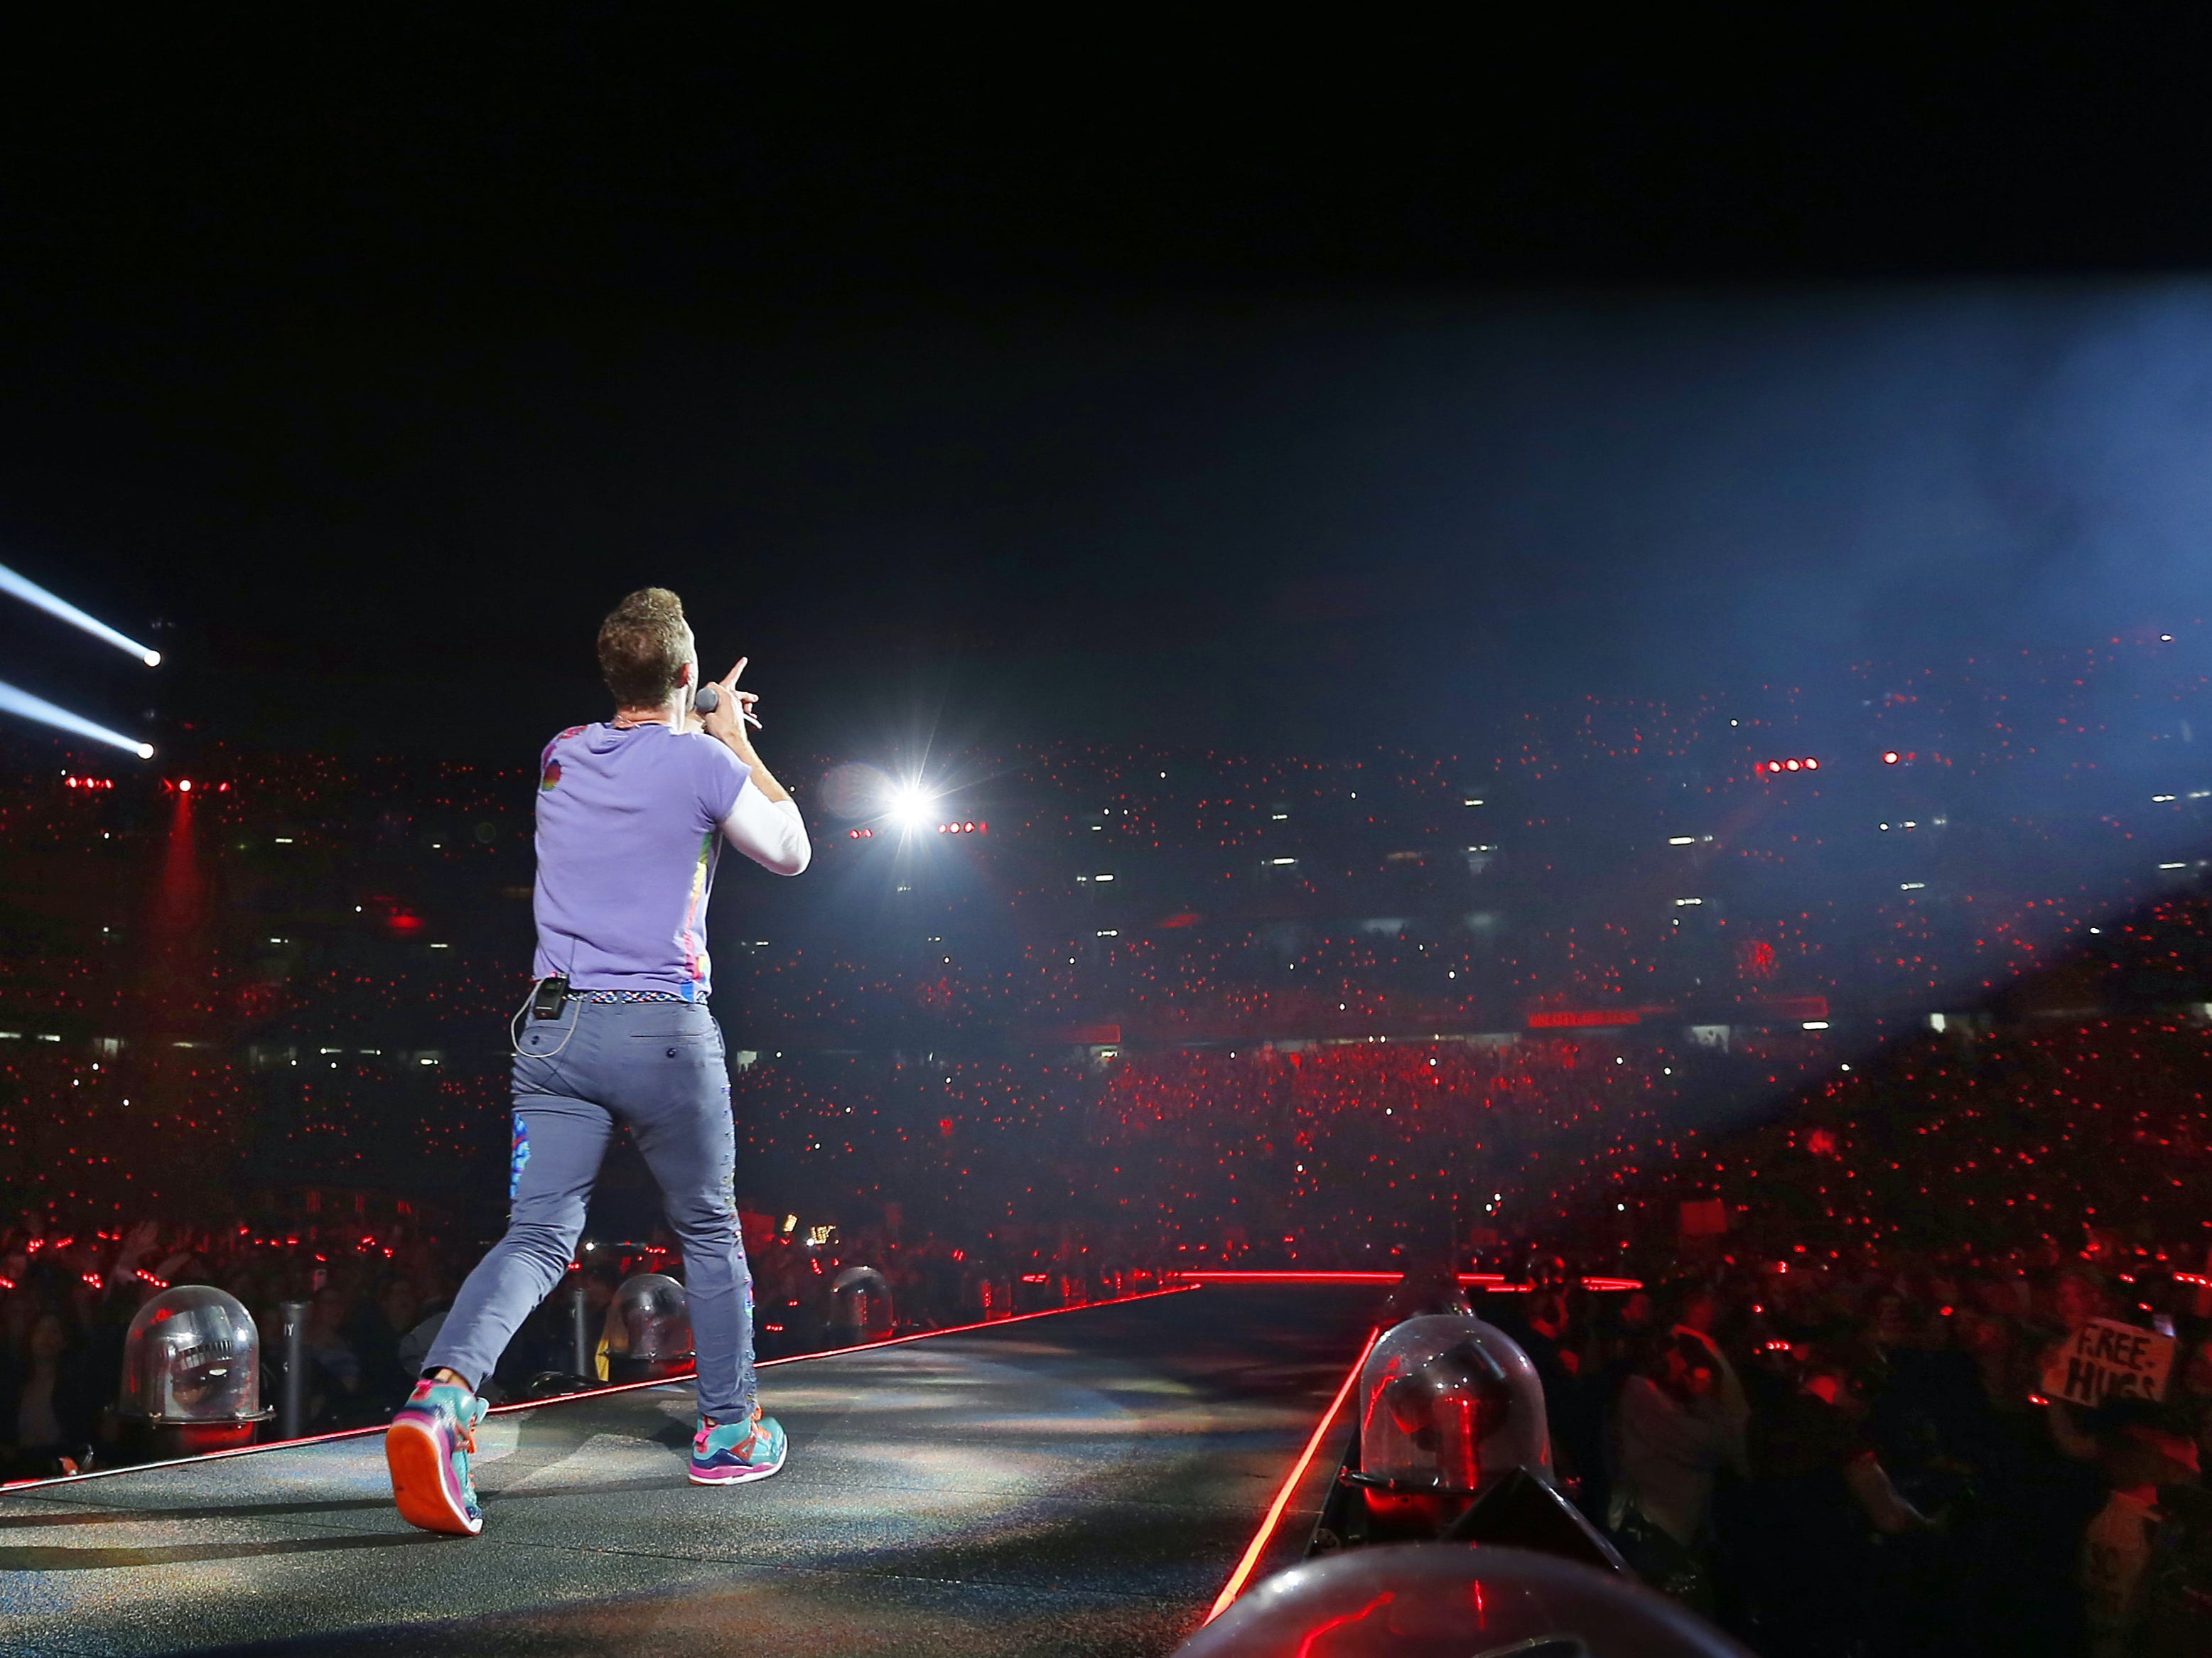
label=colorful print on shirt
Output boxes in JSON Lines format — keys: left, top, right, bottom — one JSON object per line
{"left": 678, "top": 829, "right": 714, "bottom": 992}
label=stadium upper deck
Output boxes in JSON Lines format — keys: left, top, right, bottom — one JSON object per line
{"left": 4, "top": 633, "right": 2211, "bottom": 1067}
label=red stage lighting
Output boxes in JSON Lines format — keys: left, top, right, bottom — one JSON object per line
{"left": 1784, "top": 759, "right": 1800, "bottom": 770}
{"left": 1882, "top": 750, "right": 1900, "bottom": 765}
{"left": 177, "top": 778, "right": 192, "bottom": 792}
{"left": 1803, "top": 757, "right": 1818, "bottom": 770}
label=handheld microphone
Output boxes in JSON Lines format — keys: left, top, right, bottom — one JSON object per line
{"left": 692, "top": 683, "right": 760, "bottom": 727}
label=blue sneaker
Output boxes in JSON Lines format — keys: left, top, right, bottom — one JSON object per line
{"left": 386, "top": 1378, "right": 490, "bottom": 1535}
{"left": 690, "top": 1407, "right": 787, "bottom": 1485}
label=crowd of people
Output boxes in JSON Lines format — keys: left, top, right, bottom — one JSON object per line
{"left": 1471, "top": 1245, "right": 2212, "bottom": 1657}
{"left": 12, "top": 664, "right": 2209, "bottom": 1067}
{"left": 1607, "top": 1012, "right": 2212, "bottom": 1257}
{"left": 5, "top": 977, "right": 2207, "bottom": 1258}
{"left": 0, "top": 1028, "right": 2206, "bottom": 1653}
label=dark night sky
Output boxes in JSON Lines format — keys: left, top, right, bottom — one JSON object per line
{"left": 5, "top": 11, "right": 2212, "bottom": 768}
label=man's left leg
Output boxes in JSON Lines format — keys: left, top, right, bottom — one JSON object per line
{"left": 389, "top": 1093, "right": 613, "bottom": 1535}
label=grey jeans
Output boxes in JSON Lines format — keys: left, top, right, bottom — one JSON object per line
{"left": 426, "top": 996, "right": 755, "bottom": 1420}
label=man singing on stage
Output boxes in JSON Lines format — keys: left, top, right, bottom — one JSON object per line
{"left": 385, "top": 587, "right": 811, "bottom": 1536}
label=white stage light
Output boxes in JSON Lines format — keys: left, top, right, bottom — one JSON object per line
{"left": 890, "top": 783, "right": 937, "bottom": 829}
{"left": 0, "top": 563, "right": 162, "bottom": 665}
{"left": 0, "top": 678, "right": 155, "bottom": 757}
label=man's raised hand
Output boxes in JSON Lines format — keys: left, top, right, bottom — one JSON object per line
{"left": 701, "top": 657, "right": 762, "bottom": 748}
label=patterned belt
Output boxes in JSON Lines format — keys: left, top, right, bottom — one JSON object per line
{"left": 579, "top": 989, "right": 696, "bottom": 1004}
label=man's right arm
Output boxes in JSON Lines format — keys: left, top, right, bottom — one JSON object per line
{"left": 698, "top": 655, "right": 808, "bottom": 874}
{"left": 719, "top": 780, "right": 810, "bottom": 876}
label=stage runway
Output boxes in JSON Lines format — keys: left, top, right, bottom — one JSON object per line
{"left": 0, "top": 1285, "right": 1379, "bottom": 1658}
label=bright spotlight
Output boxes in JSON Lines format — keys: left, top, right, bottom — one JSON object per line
{"left": 890, "top": 783, "right": 936, "bottom": 829}
{"left": 0, "top": 677, "right": 155, "bottom": 758}
{"left": 0, "top": 563, "right": 162, "bottom": 666}
{"left": 177, "top": 778, "right": 193, "bottom": 793}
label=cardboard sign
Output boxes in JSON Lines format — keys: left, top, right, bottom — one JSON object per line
{"left": 2041, "top": 1318, "right": 2176, "bottom": 1408}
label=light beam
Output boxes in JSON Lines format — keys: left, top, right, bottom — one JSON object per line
{"left": 0, "top": 678, "right": 154, "bottom": 758}
{"left": 0, "top": 562, "right": 161, "bottom": 665}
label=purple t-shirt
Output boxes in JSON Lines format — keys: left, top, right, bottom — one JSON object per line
{"left": 531, "top": 722, "right": 750, "bottom": 998}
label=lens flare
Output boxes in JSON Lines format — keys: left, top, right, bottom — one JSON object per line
{"left": 0, "top": 678, "right": 154, "bottom": 758}
{"left": 891, "top": 783, "right": 937, "bottom": 829}
{"left": 0, "top": 562, "right": 162, "bottom": 665}
{"left": 819, "top": 761, "right": 893, "bottom": 821}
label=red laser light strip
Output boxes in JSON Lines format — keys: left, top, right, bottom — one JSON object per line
{"left": 1165, "top": 1269, "right": 1642, "bottom": 1292}
{"left": 1203, "top": 1323, "right": 1382, "bottom": 1625}
{"left": 1169, "top": 1270, "right": 1406, "bottom": 1284}
{"left": 0, "top": 1284, "right": 1200, "bottom": 1492}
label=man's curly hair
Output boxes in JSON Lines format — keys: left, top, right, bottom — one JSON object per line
{"left": 596, "top": 588, "right": 693, "bottom": 708}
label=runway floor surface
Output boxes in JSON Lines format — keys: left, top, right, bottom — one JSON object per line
{"left": 0, "top": 1284, "right": 1380, "bottom": 1658}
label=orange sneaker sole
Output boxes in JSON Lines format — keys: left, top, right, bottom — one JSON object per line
{"left": 385, "top": 1416, "right": 482, "bottom": 1536}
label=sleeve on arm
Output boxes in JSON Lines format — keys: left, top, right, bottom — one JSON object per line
{"left": 718, "top": 777, "right": 811, "bottom": 876}
{"left": 692, "top": 734, "right": 750, "bottom": 823}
